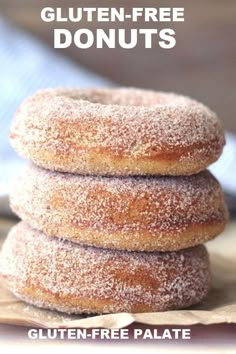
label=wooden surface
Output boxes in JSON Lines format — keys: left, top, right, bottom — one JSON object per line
{"left": 0, "top": 0, "right": 236, "bottom": 133}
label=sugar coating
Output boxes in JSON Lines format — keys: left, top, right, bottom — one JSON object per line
{"left": 10, "top": 165, "right": 228, "bottom": 251}
{"left": 0, "top": 222, "right": 210, "bottom": 314}
{"left": 10, "top": 87, "right": 225, "bottom": 175}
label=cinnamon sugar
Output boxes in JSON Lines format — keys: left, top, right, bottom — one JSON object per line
{"left": 0, "top": 222, "right": 210, "bottom": 314}
{"left": 10, "top": 88, "right": 225, "bottom": 175}
{"left": 10, "top": 165, "right": 227, "bottom": 249}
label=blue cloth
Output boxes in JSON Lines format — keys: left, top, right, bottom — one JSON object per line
{"left": 0, "top": 18, "right": 111, "bottom": 194}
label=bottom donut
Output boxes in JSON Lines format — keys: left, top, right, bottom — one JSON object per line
{"left": 0, "top": 222, "right": 210, "bottom": 314}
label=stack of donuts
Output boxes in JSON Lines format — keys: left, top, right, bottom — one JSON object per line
{"left": 0, "top": 88, "right": 228, "bottom": 314}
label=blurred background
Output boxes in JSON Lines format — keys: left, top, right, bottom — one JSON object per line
{"left": 0, "top": 0, "right": 236, "bottom": 202}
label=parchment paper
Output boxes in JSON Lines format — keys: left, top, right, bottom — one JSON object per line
{"left": 0, "top": 222, "right": 235, "bottom": 329}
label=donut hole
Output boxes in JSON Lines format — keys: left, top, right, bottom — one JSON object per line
{"left": 59, "top": 89, "right": 174, "bottom": 107}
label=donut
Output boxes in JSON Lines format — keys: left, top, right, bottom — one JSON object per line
{"left": 10, "top": 87, "right": 225, "bottom": 176}
{"left": 0, "top": 222, "right": 210, "bottom": 314}
{"left": 10, "top": 165, "right": 228, "bottom": 252}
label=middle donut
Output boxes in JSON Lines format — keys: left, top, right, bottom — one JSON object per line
{"left": 10, "top": 165, "right": 228, "bottom": 252}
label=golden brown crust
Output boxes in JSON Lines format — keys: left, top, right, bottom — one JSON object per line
{"left": 10, "top": 165, "right": 228, "bottom": 252}
{"left": 25, "top": 222, "right": 226, "bottom": 253}
{"left": 0, "top": 222, "right": 211, "bottom": 314}
{"left": 10, "top": 88, "right": 225, "bottom": 176}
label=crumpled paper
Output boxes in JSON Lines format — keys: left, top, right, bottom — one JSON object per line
{"left": 0, "top": 223, "right": 236, "bottom": 329}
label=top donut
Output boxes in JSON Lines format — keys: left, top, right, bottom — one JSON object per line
{"left": 10, "top": 87, "right": 225, "bottom": 176}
